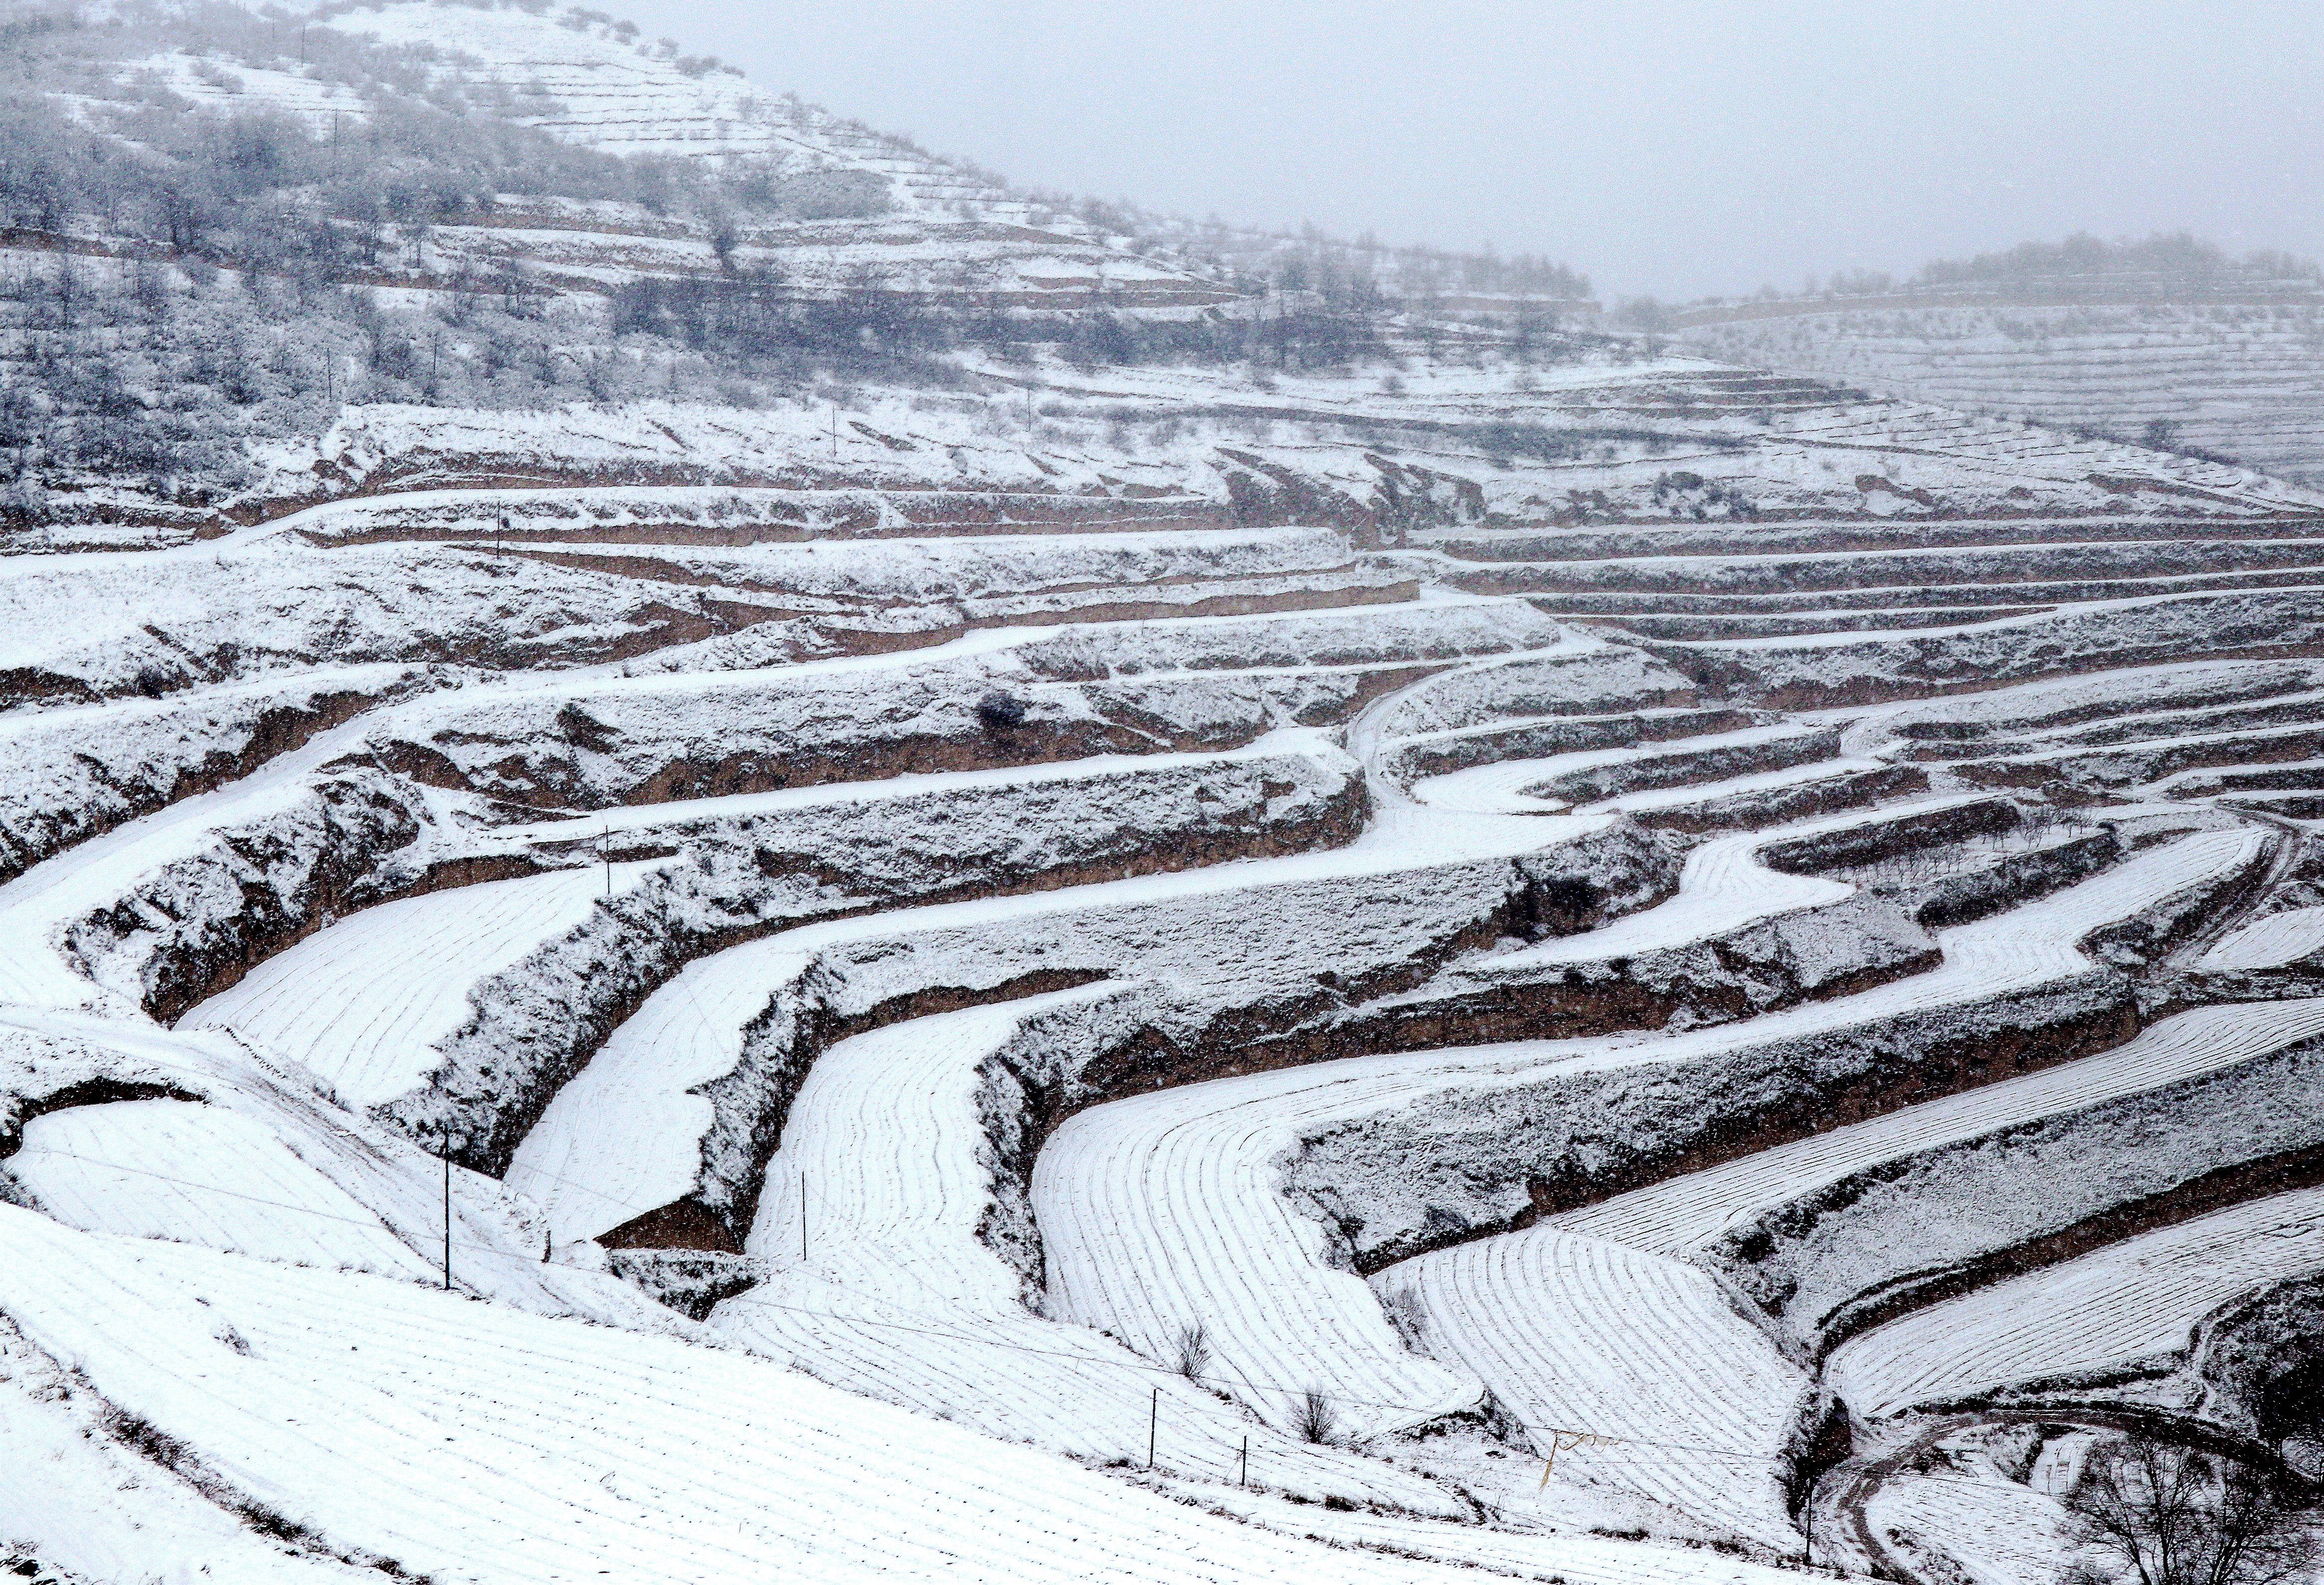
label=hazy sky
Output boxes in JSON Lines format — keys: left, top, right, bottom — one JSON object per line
{"left": 651, "top": 1, "right": 2324, "bottom": 302}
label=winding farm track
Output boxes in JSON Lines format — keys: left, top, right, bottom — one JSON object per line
{"left": 1824, "top": 1405, "right": 2311, "bottom": 1585}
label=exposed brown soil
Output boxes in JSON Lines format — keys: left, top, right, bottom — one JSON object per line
{"left": 1392, "top": 704, "right": 1746, "bottom": 782}
{"left": 1759, "top": 798, "right": 2017, "bottom": 874}
{"left": 276, "top": 482, "right": 1232, "bottom": 544}
{"left": 1431, "top": 519, "right": 2324, "bottom": 565}
{"left": 599, "top": 1199, "right": 744, "bottom": 1254}
{"left": 433, "top": 775, "right": 1372, "bottom": 1188}
{"left": 1666, "top": 638, "right": 2324, "bottom": 714}
{"left": 147, "top": 848, "right": 547, "bottom": 1028}
{"left": 1328, "top": 983, "right": 2135, "bottom": 1278}
{"left": 1526, "top": 978, "right": 2126, "bottom": 1224}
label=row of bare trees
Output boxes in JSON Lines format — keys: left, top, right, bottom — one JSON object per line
{"left": 2063, "top": 1435, "right": 2317, "bottom": 1585}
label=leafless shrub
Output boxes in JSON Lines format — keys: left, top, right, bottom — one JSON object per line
{"left": 1295, "top": 1387, "right": 1339, "bottom": 1445}
{"left": 1171, "top": 1321, "right": 1211, "bottom": 1382}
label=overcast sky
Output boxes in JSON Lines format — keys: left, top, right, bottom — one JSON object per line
{"left": 650, "top": 1, "right": 2324, "bottom": 302}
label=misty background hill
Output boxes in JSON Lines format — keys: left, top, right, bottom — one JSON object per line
{"left": 6, "top": 0, "right": 2319, "bottom": 541}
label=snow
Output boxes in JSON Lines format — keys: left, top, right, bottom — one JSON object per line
{"left": 2196, "top": 903, "right": 2324, "bottom": 970}
{"left": 1461, "top": 799, "right": 1921, "bottom": 966}
{"left": 699, "top": 991, "right": 1461, "bottom": 1510}
{"left": 1387, "top": 1227, "right": 1807, "bottom": 1548}
{"left": 1292, "top": 826, "right": 2257, "bottom": 1270}
{"left": 1860, "top": 1468, "right": 2073, "bottom": 1585}
{"left": 14, "top": 6, "right": 2324, "bottom": 1574}
{"left": 1035, "top": 1049, "right": 1490, "bottom": 1444}
{"left": 0, "top": 1315, "right": 367, "bottom": 1584}
{"left": 11, "top": 1097, "right": 434, "bottom": 1277}
{"left": 1828, "top": 1185, "right": 2324, "bottom": 1416}
{"left": 488, "top": 726, "right": 1351, "bottom": 844}
{"left": 0, "top": 664, "right": 415, "bottom": 881}
{"left": 118, "top": 48, "right": 366, "bottom": 128}
{"left": 1064, "top": 828, "right": 2254, "bottom": 1475}
{"left": 1550, "top": 998, "right": 2324, "bottom": 1256}
{"left": 1688, "top": 299, "right": 2324, "bottom": 488}
{"left": 512, "top": 789, "right": 1590, "bottom": 1247}
{"left": 185, "top": 862, "right": 670, "bottom": 1108}
{"left": 0, "top": 717, "right": 364, "bottom": 1013}
{"left": 1182, "top": 1485, "right": 1808, "bottom": 1585}
{"left": 1577, "top": 757, "right": 1888, "bottom": 818}
{"left": 0, "top": 1205, "right": 1511, "bottom": 1585}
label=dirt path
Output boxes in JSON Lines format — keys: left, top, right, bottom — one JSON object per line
{"left": 1825, "top": 1406, "right": 2303, "bottom": 1583}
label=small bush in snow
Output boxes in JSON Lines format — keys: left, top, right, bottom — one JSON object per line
{"left": 1295, "top": 1387, "right": 1338, "bottom": 1445}
{"left": 1171, "top": 1321, "right": 1210, "bottom": 1382}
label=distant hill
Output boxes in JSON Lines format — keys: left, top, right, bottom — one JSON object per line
{"left": 0, "top": 0, "right": 1598, "bottom": 530}
{"left": 1675, "top": 234, "right": 2324, "bottom": 484}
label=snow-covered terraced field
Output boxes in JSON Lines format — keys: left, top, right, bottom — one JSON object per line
{"left": 1687, "top": 300, "right": 2324, "bottom": 486}
{"left": 15, "top": 27, "right": 2324, "bottom": 1571}
{"left": 508, "top": 789, "right": 1589, "bottom": 1247}
{"left": 1550, "top": 998, "right": 2324, "bottom": 1255}
{"left": 1827, "top": 1185, "right": 2324, "bottom": 1417}
{"left": 1387, "top": 1227, "right": 1808, "bottom": 1548}
{"left": 702, "top": 993, "right": 1465, "bottom": 1510}
{"left": 1033, "top": 827, "right": 2247, "bottom": 1465}
{"left": 186, "top": 862, "right": 670, "bottom": 1107}
{"left": 2196, "top": 904, "right": 2324, "bottom": 970}
{"left": 0, "top": 1208, "right": 1507, "bottom": 1585}
{"left": 1858, "top": 1469, "right": 2074, "bottom": 1585}
{"left": 1036, "top": 1043, "right": 1500, "bottom": 1445}
{"left": 11, "top": 1097, "right": 439, "bottom": 1278}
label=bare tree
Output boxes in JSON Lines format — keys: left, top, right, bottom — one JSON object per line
{"left": 1294, "top": 1388, "right": 1338, "bottom": 1446}
{"left": 1171, "top": 1322, "right": 1210, "bottom": 1383}
{"left": 2064, "top": 1434, "right": 2319, "bottom": 1585}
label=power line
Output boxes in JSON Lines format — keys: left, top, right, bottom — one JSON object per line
{"left": 3, "top": 1039, "right": 2194, "bottom": 1489}
{"left": 16, "top": 1141, "right": 2112, "bottom": 1561}
{"left": 22, "top": 1137, "right": 1785, "bottom": 1460}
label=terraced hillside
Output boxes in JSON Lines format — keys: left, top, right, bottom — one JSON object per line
{"left": 11, "top": 8, "right": 2324, "bottom": 1585}
{"left": 10, "top": 324, "right": 2324, "bottom": 1582}
{"left": 1683, "top": 292, "right": 2324, "bottom": 487}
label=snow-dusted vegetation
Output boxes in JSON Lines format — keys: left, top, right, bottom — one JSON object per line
{"left": 6, "top": 5, "right": 2324, "bottom": 1584}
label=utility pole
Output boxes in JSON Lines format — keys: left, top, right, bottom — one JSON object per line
{"left": 1147, "top": 1387, "right": 1157, "bottom": 1469}
{"left": 830, "top": 403, "right": 838, "bottom": 461}
{"left": 1238, "top": 1435, "right": 1248, "bottom": 1488}
{"left": 440, "top": 1124, "right": 453, "bottom": 1291}
{"left": 799, "top": 1172, "right": 808, "bottom": 1262}
{"left": 600, "top": 827, "right": 611, "bottom": 898}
